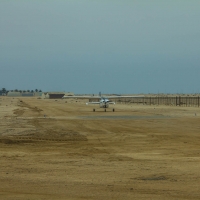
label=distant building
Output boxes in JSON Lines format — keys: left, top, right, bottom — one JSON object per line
{"left": 7, "top": 91, "right": 21, "bottom": 97}
{"left": 34, "top": 92, "right": 43, "bottom": 97}
{"left": 21, "top": 92, "right": 34, "bottom": 97}
{"left": 42, "top": 92, "right": 65, "bottom": 99}
{"left": 41, "top": 92, "right": 48, "bottom": 99}
{"left": 64, "top": 92, "right": 74, "bottom": 96}
{"left": 0, "top": 90, "right": 2, "bottom": 96}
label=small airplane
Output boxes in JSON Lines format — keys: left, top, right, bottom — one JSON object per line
{"left": 62, "top": 92, "right": 144, "bottom": 112}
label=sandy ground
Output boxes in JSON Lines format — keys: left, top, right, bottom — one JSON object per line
{"left": 0, "top": 97, "right": 200, "bottom": 199}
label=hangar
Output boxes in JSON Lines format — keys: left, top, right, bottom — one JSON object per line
{"left": 7, "top": 92, "right": 34, "bottom": 97}
{"left": 21, "top": 92, "right": 34, "bottom": 97}
{"left": 42, "top": 92, "right": 65, "bottom": 99}
{"left": 7, "top": 92, "right": 21, "bottom": 97}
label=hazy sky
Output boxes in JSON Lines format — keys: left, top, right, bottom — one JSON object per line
{"left": 1, "top": 0, "right": 200, "bottom": 94}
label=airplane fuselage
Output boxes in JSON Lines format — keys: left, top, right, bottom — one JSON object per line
{"left": 99, "top": 98, "right": 110, "bottom": 108}
{"left": 100, "top": 102, "right": 109, "bottom": 108}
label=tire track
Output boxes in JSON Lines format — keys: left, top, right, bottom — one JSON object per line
{"left": 0, "top": 136, "right": 87, "bottom": 143}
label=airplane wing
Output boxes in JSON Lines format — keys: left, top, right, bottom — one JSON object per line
{"left": 106, "top": 102, "right": 115, "bottom": 104}
{"left": 86, "top": 102, "right": 100, "bottom": 105}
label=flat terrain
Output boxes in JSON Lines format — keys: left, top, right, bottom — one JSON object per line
{"left": 0, "top": 97, "right": 200, "bottom": 199}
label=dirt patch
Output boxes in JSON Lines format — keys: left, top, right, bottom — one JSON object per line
{"left": 138, "top": 176, "right": 167, "bottom": 181}
{"left": 13, "top": 109, "right": 25, "bottom": 116}
{"left": 0, "top": 138, "right": 33, "bottom": 144}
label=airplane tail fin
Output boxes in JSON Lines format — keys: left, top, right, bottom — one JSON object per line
{"left": 99, "top": 92, "right": 101, "bottom": 97}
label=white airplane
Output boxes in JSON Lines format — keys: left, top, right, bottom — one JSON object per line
{"left": 62, "top": 92, "right": 144, "bottom": 112}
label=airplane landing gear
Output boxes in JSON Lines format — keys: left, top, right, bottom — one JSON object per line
{"left": 113, "top": 108, "right": 115, "bottom": 112}
{"left": 105, "top": 109, "right": 106, "bottom": 112}
{"left": 93, "top": 108, "right": 95, "bottom": 112}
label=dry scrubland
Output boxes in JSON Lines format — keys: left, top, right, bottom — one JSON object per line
{"left": 0, "top": 97, "right": 200, "bottom": 200}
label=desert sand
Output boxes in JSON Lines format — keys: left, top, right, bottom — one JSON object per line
{"left": 0, "top": 96, "right": 200, "bottom": 199}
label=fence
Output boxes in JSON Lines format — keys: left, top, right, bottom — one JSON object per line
{"left": 112, "top": 96, "right": 200, "bottom": 107}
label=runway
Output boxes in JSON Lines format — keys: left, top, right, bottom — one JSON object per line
{"left": 0, "top": 97, "right": 200, "bottom": 200}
